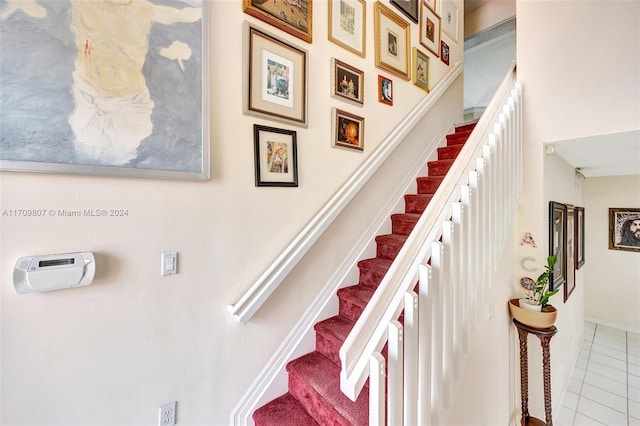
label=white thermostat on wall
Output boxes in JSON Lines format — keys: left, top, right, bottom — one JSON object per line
{"left": 13, "top": 251, "right": 96, "bottom": 294}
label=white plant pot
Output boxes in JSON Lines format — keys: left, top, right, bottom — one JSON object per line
{"left": 518, "top": 298, "right": 542, "bottom": 312}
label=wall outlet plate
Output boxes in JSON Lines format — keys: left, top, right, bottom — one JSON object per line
{"left": 159, "top": 401, "right": 176, "bottom": 426}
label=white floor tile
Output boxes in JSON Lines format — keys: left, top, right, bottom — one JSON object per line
{"left": 631, "top": 363, "right": 640, "bottom": 376}
{"left": 630, "top": 344, "right": 640, "bottom": 356}
{"left": 588, "top": 351, "right": 627, "bottom": 372}
{"left": 583, "top": 371, "right": 627, "bottom": 397}
{"left": 631, "top": 400, "right": 640, "bottom": 419}
{"left": 630, "top": 373, "right": 640, "bottom": 388}
{"left": 563, "top": 391, "right": 579, "bottom": 411}
{"left": 630, "top": 385, "right": 640, "bottom": 403}
{"left": 629, "top": 337, "right": 640, "bottom": 349}
{"left": 582, "top": 341, "right": 593, "bottom": 352}
{"left": 590, "top": 342, "right": 627, "bottom": 362}
{"left": 586, "top": 359, "right": 627, "bottom": 384}
{"left": 572, "top": 366, "right": 586, "bottom": 381}
{"left": 631, "top": 416, "right": 640, "bottom": 426}
{"left": 556, "top": 407, "right": 575, "bottom": 426}
{"left": 579, "top": 347, "right": 591, "bottom": 360}
{"left": 595, "top": 325, "right": 627, "bottom": 337}
{"left": 580, "top": 383, "right": 627, "bottom": 413}
{"left": 576, "top": 397, "right": 627, "bottom": 425}
{"left": 568, "top": 377, "right": 583, "bottom": 394}
{"left": 593, "top": 335, "right": 627, "bottom": 352}
{"left": 576, "top": 357, "right": 588, "bottom": 369}
{"left": 630, "top": 352, "right": 640, "bottom": 366}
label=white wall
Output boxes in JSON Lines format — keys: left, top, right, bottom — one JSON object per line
{"left": 0, "top": 1, "right": 465, "bottom": 424}
{"left": 582, "top": 175, "right": 640, "bottom": 330}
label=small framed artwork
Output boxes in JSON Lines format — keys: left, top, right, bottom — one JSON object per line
{"left": 244, "top": 22, "right": 308, "bottom": 127}
{"left": 420, "top": 2, "right": 441, "bottom": 57}
{"left": 332, "top": 58, "right": 364, "bottom": 105}
{"left": 253, "top": 124, "right": 298, "bottom": 187}
{"left": 243, "top": 0, "right": 312, "bottom": 43}
{"left": 549, "top": 201, "right": 567, "bottom": 291}
{"left": 608, "top": 208, "right": 640, "bottom": 252}
{"left": 412, "top": 48, "right": 430, "bottom": 92}
{"left": 332, "top": 108, "right": 364, "bottom": 151}
{"left": 575, "top": 206, "right": 585, "bottom": 268}
{"left": 564, "top": 205, "right": 576, "bottom": 302}
{"left": 440, "top": 40, "right": 450, "bottom": 65}
{"left": 378, "top": 75, "right": 393, "bottom": 106}
{"left": 424, "top": 0, "right": 437, "bottom": 13}
{"left": 328, "top": 0, "right": 366, "bottom": 58}
{"left": 374, "top": 2, "right": 411, "bottom": 81}
{"left": 391, "top": 0, "right": 419, "bottom": 24}
{"left": 440, "top": 0, "right": 459, "bottom": 42}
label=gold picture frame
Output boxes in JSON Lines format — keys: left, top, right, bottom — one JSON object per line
{"left": 243, "top": 0, "right": 312, "bottom": 43}
{"left": 328, "top": 0, "right": 366, "bottom": 58}
{"left": 332, "top": 108, "right": 364, "bottom": 151}
{"left": 412, "top": 47, "right": 430, "bottom": 92}
{"left": 420, "top": 1, "right": 441, "bottom": 57}
{"left": 332, "top": 58, "right": 364, "bottom": 105}
{"left": 374, "top": 2, "right": 411, "bottom": 81}
{"left": 243, "top": 22, "right": 308, "bottom": 127}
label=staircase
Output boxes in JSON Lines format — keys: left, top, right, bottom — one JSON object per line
{"left": 252, "top": 124, "right": 476, "bottom": 426}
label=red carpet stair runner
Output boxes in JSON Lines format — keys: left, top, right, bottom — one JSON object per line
{"left": 253, "top": 123, "right": 476, "bottom": 426}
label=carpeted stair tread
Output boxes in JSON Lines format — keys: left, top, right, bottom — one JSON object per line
{"left": 454, "top": 122, "right": 478, "bottom": 133}
{"left": 427, "top": 159, "right": 455, "bottom": 176}
{"left": 404, "top": 193, "right": 433, "bottom": 214}
{"left": 314, "top": 315, "right": 355, "bottom": 367}
{"left": 375, "top": 233, "right": 408, "bottom": 259}
{"left": 287, "top": 352, "right": 369, "bottom": 426}
{"left": 437, "top": 144, "right": 464, "bottom": 160}
{"left": 253, "top": 393, "right": 320, "bottom": 426}
{"left": 358, "top": 257, "right": 393, "bottom": 288}
{"left": 416, "top": 176, "right": 444, "bottom": 194}
{"left": 391, "top": 212, "right": 420, "bottom": 235}
{"left": 337, "top": 285, "right": 376, "bottom": 322}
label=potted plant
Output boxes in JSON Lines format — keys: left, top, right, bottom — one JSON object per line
{"left": 509, "top": 255, "right": 560, "bottom": 328}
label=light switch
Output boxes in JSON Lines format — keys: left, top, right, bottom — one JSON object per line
{"left": 161, "top": 252, "right": 177, "bottom": 276}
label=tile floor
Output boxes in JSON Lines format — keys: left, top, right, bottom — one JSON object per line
{"left": 556, "top": 321, "right": 640, "bottom": 425}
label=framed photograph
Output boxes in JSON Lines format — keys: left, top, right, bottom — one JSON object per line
{"left": 440, "top": 40, "right": 450, "bottom": 65}
{"left": 549, "top": 201, "right": 567, "bottom": 291}
{"left": 424, "top": 0, "right": 437, "bottom": 12}
{"left": 253, "top": 124, "right": 298, "bottom": 187}
{"left": 564, "top": 205, "right": 576, "bottom": 302}
{"left": 0, "top": 0, "right": 210, "bottom": 180}
{"left": 243, "top": 0, "right": 312, "bottom": 43}
{"left": 332, "top": 58, "right": 364, "bottom": 105}
{"left": 378, "top": 75, "right": 394, "bottom": 106}
{"left": 440, "top": 0, "right": 459, "bottom": 42}
{"left": 328, "top": 0, "right": 366, "bottom": 58}
{"left": 608, "top": 208, "right": 640, "bottom": 252}
{"left": 391, "top": 0, "right": 419, "bottom": 24}
{"left": 244, "top": 22, "right": 308, "bottom": 127}
{"left": 332, "top": 108, "right": 364, "bottom": 151}
{"left": 575, "top": 206, "right": 585, "bottom": 269}
{"left": 412, "top": 48, "right": 430, "bottom": 92}
{"left": 420, "top": 2, "right": 441, "bottom": 57}
{"left": 374, "top": 2, "right": 411, "bottom": 81}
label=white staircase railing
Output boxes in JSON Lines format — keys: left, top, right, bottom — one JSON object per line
{"left": 339, "top": 64, "right": 522, "bottom": 425}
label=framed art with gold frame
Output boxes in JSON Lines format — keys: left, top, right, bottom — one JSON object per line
{"left": 440, "top": 0, "right": 459, "bottom": 42}
{"left": 243, "top": 0, "right": 312, "bottom": 43}
{"left": 332, "top": 108, "right": 364, "bottom": 151}
{"left": 378, "top": 75, "right": 393, "bottom": 106}
{"left": 328, "top": 0, "right": 366, "bottom": 58}
{"left": 420, "top": 1, "right": 441, "bottom": 57}
{"left": 374, "top": 2, "right": 411, "bottom": 80}
{"left": 412, "top": 47, "right": 430, "bottom": 92}
{"left": 332, "top": 58, "right": 364, "bottom": 105}
{"left": 243, "top": 22, "right": 308, "bottom": 127}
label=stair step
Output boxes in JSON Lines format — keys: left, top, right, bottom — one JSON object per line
{"left": 427, "top": 159, "right": 454, "bottom": 176}
{"left": 416, "top": 176, "right": 444, "bottom": 194}
{"left": 358, "top": 257, "right": 392, "bottom": 288}
{"left": 253, "top": 393, "right": 320, "bottom": 426}
{"left": 314, "top": 315, "right": 355, "bottom": 367}
{"left": 404, "top": 193, "right": 433, "bottom": 214}
{"left": 391, "top": 213, "right": 420, "bottom": 235}
{"left": 337, "top": 285, "right": 375, "bottom": 322}
{"left": 376, "top": 233, "right": 408, "bottom": 259}
{"left": 437, "top": 144, "right": 464, "bottom": 160}
{"left": 287, "top": 352, "right": 369, "bottom": 426}
{"left": 455, "top": 122, "right": 478, "bottom": 133}
{"left": 446, "top": 131, "right": 471, "bottom": 145}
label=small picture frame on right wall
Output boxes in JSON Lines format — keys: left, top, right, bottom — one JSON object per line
{"left": 440, "top": 0, "right": 459, "bottom": 42}
{"left": 608, "top": 207, "right": 640, "bottom": 252}
{"left": 440, "top": 40, "right": 450, "bottom": 65}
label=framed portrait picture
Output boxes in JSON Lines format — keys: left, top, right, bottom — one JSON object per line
{"left": 243, "top": 0, "right": 312, "bottom": 43}
{"left": 391, "top": 0, "right": 419, "bottom": 24}
{"left": 564, "top": 205, "right": 576, "bottom": 302}
{"left": 0, "top": 0, "right": 210, "bottom": 180}
{"left": 328, "top": 0, "right": 366, "bottom": 58}
{"left": 412, "top": 48, "right": 430, "bottom": 92}
{"left": 440, "top": 40, "right": 450, "bottom": 65}
{"left": 575, "top": 206, "right": 585, "bottom": 269}
{"left": 244, "top": 22, "right": 308, "bottom": 127}
{"left": 374, "top": 2, "right": 411, "bottom": 81}
{"left": 332, "top": 108, "right": 364, "bottom": 151}
{"left": 253, "top": 124, "right": 298, "bottom": 187}
{"left": 608, "top": 208, "right": 640, "bottom": 252}
{"left": 332, "top": 58, "right": 364, "bottom": 105}
{"left": 440, "top": 0, "right": 459, "bottom": 42}
{"left": 549, "top": 201, "right": 567, "bottom": 291}
{"left": 378, "top": 75, "right": 393, "bottom": 106}
{"left": 420, "top": 2, "right": 441, "bottom": 57}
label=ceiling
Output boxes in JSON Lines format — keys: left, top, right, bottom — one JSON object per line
{"left": 547, "top": 130, "right": 640, "bottom": 178}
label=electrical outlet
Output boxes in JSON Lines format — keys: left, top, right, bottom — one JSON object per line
{"left": 159, "top": 401, "right": 176, "bottom": 426}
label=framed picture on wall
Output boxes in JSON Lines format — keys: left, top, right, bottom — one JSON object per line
{"left": 440, "top": 0, "right": 459, "bottom": 42}
{"left": 575, "top": 206, "right": 585, "bottom": 268}
{"left": 564, "top": 205, "right": 576, "bottom": 302}
{"left": 391, "top": 0, "right": 419, "bottom": 24}
{"left": 420, "top": 1, "right": 441, "bottom": 57}
{"left": 332, "top": 108, "right": 364, "bottom": 151}
{"left": 253, "top": 124, "right": 298, "bottom": 187}
{"left": 328, "top": 0, "right": 366, "bottom": 58}
{"left": 331, "top": 58, "right": 364, "bottom": 105}
{"left": 378, "top": 75, "right": 393, "bottom": 106}
{"left": 374, "top": 2, "right": 411, "bottom": 80}
{"left": 412, "top": 47, "right": 430, "bottom": 92}
{"left": 608, "top": 207, "right": 640, "bottom": 252}
{"left": 243, "top": 0, "right": 312, "bottom": 43}
{"left": 549, "top": 201, "right": 567, "bottom": 291}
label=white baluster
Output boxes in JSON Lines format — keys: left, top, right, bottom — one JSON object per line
{"left": 369, "top": 353, "right": 386, "bottom": 426}
{"left": 403, "top": 291, "right": 419, "bottom": 426}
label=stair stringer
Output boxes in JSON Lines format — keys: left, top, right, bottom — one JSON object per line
{"left": 229, "top": 121, "right": 454, "bottom": 426}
